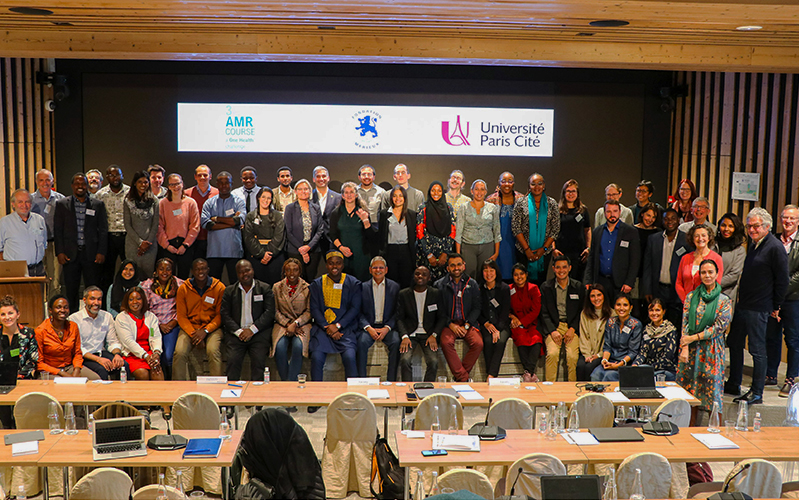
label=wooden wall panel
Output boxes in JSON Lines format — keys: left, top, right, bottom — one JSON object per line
{"left": 670, "top": 71, "right": 799, "bottom": 229}
{"left": 0, "top": 58, "right": 55, "bottom": 215}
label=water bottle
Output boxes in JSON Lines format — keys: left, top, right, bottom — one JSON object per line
{"left": 449, "top": 403, "right": 458, "bottom": 434}
{"left": 429, "top": 471, "right": 440, "bottom": 496}
{"left": 64, "top": 402, "right": 78, "bottom": 435}
{"left": 264, "top": 366, "right": 270, "bottom": 384}
{"left": 707, "top": 401, "right": 721, "bottom": 433}
{"left": 176, "top": 470, "right": 186, "bottom": 499}
{"left": 120, "top": 366, "right": 127, "bottom": 383}
{"left": 546, "top": 405, "right": 558, "bottom": 440}
{"left": 557, "top": 401, "right": 566, "bottom": 432}
{"left": 603, "top": 466, "right": 617, "bottom": 500}
{"left": 16, "top": 485, "right": 26, "bottom": 500}
{"left": 736, "top": 400, "right": 748, "bottom": 431}
{"left": 629, "top": 468, "right": 645, "bottom": 500}
{"left": 753, "top": 412, "right": 762, "bottom": 432}
{"left": 615, "top": 405, "right": 625, "bottom": 425}
{"left": 156, "top": 472, "right": 167, "bottom": 500}
{"left": 568, "top": 406, "right": 580, "bottom": 432}
{"left": 219, "top": 408, "right": 232, "bottom": 440}
{"left": 414, "top": 470, "right": 425, "bottom": 499}
{"left": 431, "top": 405, "right": 441, "bottom": 432}
{"left": 48, "top": 401, "right": 62, "bottom": 435}
{"left": 87, "top": 414, "right": 95, "bottom": 435}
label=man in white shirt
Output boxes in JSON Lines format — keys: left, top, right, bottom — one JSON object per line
{"left": 357, "top": 164, "right": 385, "bottom": 224}
{"left": 311, "top": 166, "right": 342, "bottom": 256}
{"left": 445, "top": 169, "right": 471, "bottom": 217}
{"left": 30, "top": 169, "right": 65, "bottom": 295}
{"left": 593, "top": 183, "right": 635, "bottom": 227}
{"left": 273, "top": 166, "right": 296, "bottom": 212}
{"left": 357, "top": 257, "right": 400, "bottom": 380}
{"left": 397, "top": 266, "right": 446, "bottom": 381}
{"left": 678, "top": 197, "right": 717, "bottom": 235}
{"left": 68, "top": 286, "right": 127, "bottom": 380}
{"left": 379, "top": 163, "right": 425, "bottom": 212}
{"left": 231, "top": 166, "right": 262, "bottom": 214}
{"left": 0, "top": 189, "right": 47, "bottom": 276}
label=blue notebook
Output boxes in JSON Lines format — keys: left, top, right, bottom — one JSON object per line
{"left": 182, "top": 438, "right": 222, "bottom": 458}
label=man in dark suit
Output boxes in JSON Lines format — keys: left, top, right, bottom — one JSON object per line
{"left": 220, "top": 259, "right": 275, "bottom": 381}
{"left": 540, "top": 255, "right": 585, "bottom": 381}
{"left": 54, "top": 172, "right": 109, "bottom": 312}
{"left": 583, "top": 200, "right": 640, "bottom": 302}
{"left": 311, "top": 166, "right": 342, "bottom": 254}
{"left": 642, "top": 208, "right": 692, "bottom": 328}
{"left": 357, "top": 256, "right": 401, "bottom": 380}
{"left": 398, "top": 266, "right": 446, "bottom": 381}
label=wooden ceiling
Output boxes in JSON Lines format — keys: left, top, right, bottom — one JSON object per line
{"left": 1, "top": 1, "right": 799, "bottom": 72}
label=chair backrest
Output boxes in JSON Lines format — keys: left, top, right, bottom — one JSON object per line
{"left": 653, "top": 398, "right": 691, "bottom": 428}
{"left": 132, "top": 484, "right": 184, "bottom": 500}
{"left": 14, "top": 391, "right": 61, "bottom": 429}
{"left": 172, "top": 392, "right": 220, "bottom": 430}
{"left": 572, "top": 393, "right": 614, "bottom": 428}
{"left": 487, "top": 398, "right": 533, "bottom": 429}
{"left": 414, "top": 394, "right": 463, "bottom": 430}
{"left": 724, "top": 459, "right": 782, "bottom": 498}
{"left": 439, "top": 469, "right": 494, "bottom": 499}
{"left": 70, "top": 467, "right": 133, "bottom": 500}
{"left": 92, "top": 402, "right": 152, "bottom": 429}
{"left": 617, "top": 452, "right": 672, "bottom": 499}
{"left": 326, "top": 392, "right": 377, "bottom": 442}
{"left": 504, "top": 453, "right": 566, "bottom": 497}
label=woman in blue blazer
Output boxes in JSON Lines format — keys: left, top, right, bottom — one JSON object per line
{"left": 284, "top": 179, "right": 327, "bottom": 282}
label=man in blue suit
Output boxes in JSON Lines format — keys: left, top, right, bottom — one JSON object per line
{"left": 642, "top": 208, "right": 693, "bottom": 328}
{"left": 357, "top": 256, "right": 401, "bottom": 380}
{"left": 311, "top": 166, "right": 342, "bottom": 255}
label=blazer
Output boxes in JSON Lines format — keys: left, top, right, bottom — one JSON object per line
{"left": 114, "top": 311, "right": 163, "bottom": 358}
{"left": 358, "top": 278, "right": 400, "bottom": 331}
{"left": 583, "top": 221, "right": 640, "bottom": 290}
{"left": 283, "top": 201, "right": 326, "bottom": 254}
{"left": 243, "top": 210, "right": 286, "bottom": 260}
{"left": 435, "top": 275, "right": 482, "bottom": 327}
{"left": 54, "top": 195, "right": 109, "bottom": 260}
{"left": 312, "top": 188, "right": 342, "bottom": 223}
{"left": 642, "top": 230, "right": 692, "bottom": 297}
{"left": 395, "top": 286, "right": 447, "bottom": 340}
{"left": 477, "top": 281, "right": 511, "bottom": 332}
{"left": 377, "top": 208, "right": 417, "bottom": 257}
{"left": 329, "top": 205, "right": 378, "bottom": 255}
{"left": 781, "top": 233, "right": 799, "bottom": 301}
{"left": 220, "top": 279, "right": 276, "bottom": 336}
{"left": 539, "top": 277, "right": 585, "bottom": 336}
{"left": 272, "top": 279, "right": 312, "bottom": 328}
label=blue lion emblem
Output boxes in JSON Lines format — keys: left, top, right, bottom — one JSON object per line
{"left": 356, "top": 115, "right": 378, "bottom": 138}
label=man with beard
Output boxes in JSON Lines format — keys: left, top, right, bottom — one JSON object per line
{"left": 356, "top": 164, "right": 384, "bottom": 224}
{"left": 273, "top": 166, "right": 296, "bottom": 212}
{"left": 584, "top": 200, "right": 640, "bottom": 302}
{"left": 445, "top": 169, "right": 471, "bottom": 217}
{"left": 201, "top": 171, "right": 246, "bottom": 282}
{"left": 86, "top": 169, "right": 104, "bottom": 195}
{"left": 96, "top": 165, "right": 130, "bottom": 296}
{"left": 68, "top": 286, "right": 128, "bottom": 380}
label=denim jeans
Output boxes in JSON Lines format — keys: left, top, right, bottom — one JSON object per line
{"left": 766, "top": 300, "right": 799, "bottom": 380}
{"left": 728, "top": 309, "right": 770, "bottom": 396}
{"left": 274, "top": 335, "right": 304, "bottom": 381}
{"left": 591, "top": 364, "right": 620, "bottom": 381}
{"left": 356, "top": 329, "right": 401, "bottom": 381}
{"left": 160, "top": 325, "right": 180, "bottom": 367}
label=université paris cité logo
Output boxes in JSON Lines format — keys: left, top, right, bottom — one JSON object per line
{"left": 353, "top": 109, "right": 381, "bottom": 150}
{"left": 441, "top": 115, "right": 470, "bottom": 146}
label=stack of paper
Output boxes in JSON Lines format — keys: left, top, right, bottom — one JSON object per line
{"left": 604, "top": 392, "right": 630, "bottom": 403}
{"left": 11, "top": 441, "right": 38, "bottom": 456}
{"left": 561, "top": 432, "right": 600, "bottom": 445}
{"left": 657, "top": 386, "right": 697, "bottom": 400}
{"left": 452, "top": 384, "right": 484, "bottom": 401}
{"left": 431, "top": 433, "right": 480, "bottom": 452}
{"left": 220, "top": 389, "right": 241, "bottom": 398}
{"left": 54, "top": 377, "right": 87, "bottom": 385}
{"left": 692, "top": 433, "right": 740, "bottom": 449}
{"left": 367, "top": 389, "right": 390, "bottom": 399}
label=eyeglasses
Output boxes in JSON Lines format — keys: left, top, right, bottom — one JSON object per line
{"left": 746, "top": 223, "right": 763, "bottom": 229}
{"left": 167, "top": 182, "right": 182, "bottom": 187}
{"left": 499, "top": 179, "right": 514, "bottom": 184}
{"left": 564, "top": 189, "right": 578, "bottom": 194}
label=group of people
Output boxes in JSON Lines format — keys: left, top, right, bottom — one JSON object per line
{"left": 1, "top": 162, "right": 797, "bottom": 416}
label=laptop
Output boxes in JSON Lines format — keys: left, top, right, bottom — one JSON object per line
{"left": 92, "top": 416, "right": 147, "bottom": 461}
{"left": 0, "top": 362, "right": 19, "bottom": 394}
{"left": 0, "top": 261, "right": 27, "bottom": 278}
{"left": 589, "top": 427, "right": 646, "bottom": 442}
{"left": 541, "top": 475, "right": 602, "bottom": 500}
{"left": 618, "top": 365, "right": 664, "bottom": 399}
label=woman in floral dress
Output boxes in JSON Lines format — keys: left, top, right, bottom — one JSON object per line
{"left": 416, "top": 181, "right": 455, "bottom": 282}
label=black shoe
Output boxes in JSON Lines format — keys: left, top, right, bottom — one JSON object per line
{"left": 307, "top": 406, "right": 320, "bottom": 414}
{"left": 724, "top": 382, "right": 741, "bottom": 396}
{"left": 733, "top": 390, "right": 751, "bottom": 403}
{"left": 736, "top": 392, "right": 764, "bottom": 405}
{"left": 405, "top": 406, "right": 414, "bottom": 414}
{"left": 765, "top": 376, "right": 778, "bottom": 386}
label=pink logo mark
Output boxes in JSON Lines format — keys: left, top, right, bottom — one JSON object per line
{"left": 441, "top": 115, "right": 470, "bottom": 146}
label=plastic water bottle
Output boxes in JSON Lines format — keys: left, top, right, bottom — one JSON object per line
{"left": 449, "top": 403, "right": 458, "bottom": 434}
{"left": 431, "top": 405, "right": 441, "bottom": 432}
{"left": 629, "top": 468, "right": 645, "bottom": 500}
{"left": 753, "top": 412, "right": 762, "bottom": 432}
{"left": 429, "top": 471, "right": 440, "bottom": 496}
{"left": 64, "top": 402, "right": 78, "bottom": 435}
{"left": 120, "top": 366, "right": 127, "bottom": 384}
{"left": 87, "top": 414, "right": 95, "bottom": 435}
{"left": 175, "top": 470, "right": 186, "bottom": 499}
{"left": 219, "top": 408, "right": 232, "bottom": 440}
{"left": 414, "top": 470, "right": 425, "bottom": 499}
{"left": 156, "top": 473, "right": 167, "bottom": 500}
{"left": 568, "top": 406, "right": 580, "bottom": 432}
{"left": 264, "top": 367, "right": 270, "bottom": 384}
{"left": 557, "top": 401, "right": 566, "bottom": 432}
{"left": 546, "top": 405, "right": 558, "bottom": 440}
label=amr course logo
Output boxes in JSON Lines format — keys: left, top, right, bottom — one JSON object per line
{"left": 353, "top": 109, "right": 381, "bottom": 150}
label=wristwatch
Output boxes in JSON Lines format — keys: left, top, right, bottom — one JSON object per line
{"left": 335, "top": 323, "right": 341, "bottom": 329}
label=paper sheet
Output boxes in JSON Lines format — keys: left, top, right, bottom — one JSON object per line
{"left": 53, "top": 377, "right": 87, "bottom": 385}
{"left": 367, "top": 389, "right": 390, "bottom": 399}
{"left": 561, "top": 432, "right": 600, "bottom": 446}
{"left": 432, "top": 433, "right": 480, "bottom": 452}
{"left": 692, "top": 433, "right": 740, "bottom": 449}
{"left": 451, "top": 384, "right": 474, "bottom": 392}
{"left": 603, "top": 392, "right": 630, "bottom": 402}
{"left": 12, "top": 441, "right": 38, "bottom": 456}
{"left": 460, "top": 391, "right": 485, "bottom": 401}
{"left": 220, "top": 389, "right": 242, "bottom": 398}
{"left": 657, "top": 386, "right": 697, "bottom": 400}
{"left": 401, "top": 430, "right": 426, "bottom": 438}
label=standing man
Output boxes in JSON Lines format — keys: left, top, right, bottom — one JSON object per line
{"left": 726, "top": 207, "right": 789, "bottom": 405}
{"left": 357, "top": 164, "right": 385, "bottom": 224}
{"left": 629, "top": 180, "right": 662, "bottom": 224}
{"left": 436, "top": 253, "right": 483, "bottom": 382}
{"left": 148, "top": 164, "right": 168, "bottom": 199}
{"left": 594, "top": 183, "right": 635, "bottom": 227}
{"left": 232, "top": 166, "right": 262, "bottom": 214}
{"left": 678, "top": 197, "right": 716, "bottom": 234}
{"left": 539, "top": 256, "right": 584, "bottom": 381}
{"left": 186, "top": 164, "right": 219, "bottom": 260}
{"left": 398, "top": 266, "right": 445, "bottom": 382}
{"left": 220, "top": 260, "right": 275, "bottom": 381}
{"left": 0, "top": 189, "right": 47, "bottom": 276}
{"left": 201, "top": 171, "right": 246, "bottom": 282}
{"left": 273, "top": 166, "right": 296, "bottom": 212}
{"left": 642, "top": 208, "right": 692, "bottom": 328}
{"left": 86, "top": 169, "right": 104, "bottom": 195}
{"left": 54, "top": 173, "right": 108, "bottom": 312}
{"left": 311, "top": 165, "right": 341, "bottom": 257}
{"left": 95, "top": 165, "right": 130, "bottom": 297}
{"left": 357, "top": 256, "right": 400, "bottom": 380}
{"left": 379, "top": 164, "right": 425, "bottom": 212}
{"left": 445, "top": 170, "right": 471, "bottom": 216}
{"left": 174, "top": 258, "right": 226, "bottom": 380}
{"left": 766, "top": 205, "right": 799, "bottom": 397}
{"left": 68, "top": 286, "right": 128, "bottom": 380}
{"left": 583, "top": 200, "right": 640, "bottom": 301}
{"left": 31, "top": 169, "right": 65, "bottom": 295}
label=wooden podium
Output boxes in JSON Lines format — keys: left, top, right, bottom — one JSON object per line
{"left": 0, "top": 276, "right": 47, "bottom": 327}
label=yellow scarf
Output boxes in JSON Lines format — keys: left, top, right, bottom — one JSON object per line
{"left": 322, "top": 273, "right": 347, "bottom": 323}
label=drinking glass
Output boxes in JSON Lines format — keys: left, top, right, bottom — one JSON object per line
{"left": 615, "top": 406, "right": 625, "bottom": 425}
{"left": 48, "top": 401, "right": 62, "bottom": 435}
{"left": 64, "top": 402, "right": 77, "bottom": 435}
{"left": 655, "top": 373, "right": 666, "bottom": 386}
{"left": 41, "top": 372, "right": 49, "bottom": 385}
{"left": 297, "top": 373, "right": 307, "bottom": 389}
{"left": 638, "top": 406, "right": 652, "bottom": 423}
{"left": 437, "top": 376, "right": 447, "bottom": 388}
{"left": 724, "top": 420, "right": 736, "bottom": 437}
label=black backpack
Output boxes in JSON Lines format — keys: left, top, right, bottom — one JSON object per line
{"left": 370, "top": 416, "right": 404, "bottom": 500}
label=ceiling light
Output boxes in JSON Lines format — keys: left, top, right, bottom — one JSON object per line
{"left": 736, "top": 25, "right": 762, "bottom": 31}
{"left": 589, "top": 20, "right": 629, "bottom": 28}
{"left": 9, "top": 7, "right": 53, "bottom": 15}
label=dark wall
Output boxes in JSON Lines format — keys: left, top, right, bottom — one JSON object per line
{"left": 54, "top": 60, "right": 672, "bottom": 212}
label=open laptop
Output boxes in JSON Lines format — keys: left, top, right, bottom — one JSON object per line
{"left": 541, "top": 475, "right": 602, "bottom": 500}
{"left": 619, "top": 365, "right": 664, "bottom": 399}
{"left": 0, "top": 261, "right": 27, "bottom": 278}
{"left": 0, "top": 362, "right": 19, "bottom": 394}
{"left": 92, "top": 416, "right": 147, "bottom": 461}
{"left": 414, "top": 388, "right": 461, "bottom": 399}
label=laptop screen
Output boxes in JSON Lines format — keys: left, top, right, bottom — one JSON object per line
{"left": 541, "top": 475, "right": 602, "bottom": 500}
{"left": 0, "top": 362, "right": 18, "bottom": 386}
{"left": 93, "top": 416, "right": 144, "bottom": 446}
{"left": 619, "top": 365, "right": 656, "bottom": 389}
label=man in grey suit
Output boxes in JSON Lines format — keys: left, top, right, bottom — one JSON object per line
{"left": 583, "top": 200, "right": 640, "bottom": 302}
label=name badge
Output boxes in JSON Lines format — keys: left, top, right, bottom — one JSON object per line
{"left": 333, "top": 283, "right": 343, "bottom": 290}
{"left": 204, "top": 296, "right": 215, "bottom": 304}
{"left": 575, "top": 214, "right": 583, "bottom": 222}
{"left": 44, "top": 205, "right": 52, "bottom": 214}
{"left": 9, "top": 348, "right": 19, "bottom": 357}
{"left": 622, "top": 326, "right": 631, "bottom": 334}
{"left": 619, "top": 240, "right": 629, "bottom": 248}
{"left": 510, "top": 288, "right": 516, "bottom": 295}
{"left": 85, "top": 209, "right": 95, "bottom": 216}
{"left": 676, "top": 247, "right": 686, "bottom": 256}
{"left": 490, "top": 298, "right": 499, "bottom": 308}
{"left": 427, "top": 304, "right": 438, "bottom": 311}
{"left": 172, "top": 208, "right": 183, "bottom": 216}
{"left": 457, "top": 291, "right": 462, "bottom": 298}
{"left": 254, "top": 294, "right": 263, "bottom": 302}
{"left": 225, "top": 208, "right": 235, "bottom": 216}
{"left": 569, "top": 294, "right": 579, "bottom": 300}
{"left": 258, "top": 239, "right": 271, "bottom": 246}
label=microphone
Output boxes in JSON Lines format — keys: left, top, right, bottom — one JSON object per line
{"left": 723, "top": 463, "right": 751, "bottom": 493}
{"left": 147, "top": 410, "right": 188, "bottom": 450}
{"left": 502, "top": 467, "right": 536, "bottom": 500}
{"left": 468, "top": 398, "right": 506, "bottom": 440}
{"left": 509, "top": 467, "right": 524, "bottom": 496}
{"left": 708, "top": 463, "right": 753, "bottom": 500}
{"left": 485, "top": 397, "right": 493, "bottom": 425}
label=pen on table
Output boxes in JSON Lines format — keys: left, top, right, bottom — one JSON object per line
{"left": 227, "top": 383, "right": 243, "bottom": 388}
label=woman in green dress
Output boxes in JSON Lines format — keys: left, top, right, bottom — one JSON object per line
{"left": 677, "top": 258, "right": 732, "bottom": 423}
{"left": 329, "top": 182, "right": 375, "bottom": 281}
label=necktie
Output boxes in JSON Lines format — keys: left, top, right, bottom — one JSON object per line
{"left": 245, "top": 189, "right": 252, "bottom": 213}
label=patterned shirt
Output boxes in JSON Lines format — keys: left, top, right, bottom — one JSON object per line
{"left": 445, "top": 276, "right": 468, "bottom": 322}
{"left": 274, "top": 186, "right": 296, "bottom": 212}
{"left": 95, "top": 184, "right": 130, "bottom": 233}
{"left": 74, "top": 197, "right": 87, "bottom": 246}
{"left": 30, "top": 189, "right": 65, "bottom": 240}
{"left": 455, "top": 202, "right": 501, "bottom": 245}
{"left": 141, "top": 277, "right": 184, "bottom": 324}
{"left": 0, "top": 326, "right": 39, "bottom": 379}
{"left": 446, "top": 192, "right": 471, "bottom": 218}
{"left": 511, "top": 195, "right": 560, "bottom": 253}
{"left": 301, "top": 208, "right": 313, "bottom": 242}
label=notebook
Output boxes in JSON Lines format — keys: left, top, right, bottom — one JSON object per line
{"left": 619, "top": 365, "right": 664, "bottom": 399}
{"left": 183, "top": 438, "right": 223, "bottom": 459}
{"left": 589, "top": 427, "right": 645, "bottom": 442}
{"left": 541, "top": 475, "right": 602, "bottom": 500}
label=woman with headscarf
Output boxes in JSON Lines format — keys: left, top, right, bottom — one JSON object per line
{"left": 109, "top": 259, "right": 141, "bottom": 317}
{"left": 124, "top": 170, "right": 160, "bottom": 277}
{"left": 416, "top": 181, "right": 455, "bottom": 282}
{"left": 511, "top": 173, "right": 560, "bottom": 285}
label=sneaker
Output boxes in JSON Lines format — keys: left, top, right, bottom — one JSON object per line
{"left": 780, "top": 381, "right": 794, "bottom": 398}
{"left": 765, "top": 376, "right": 778, "bottom": 386}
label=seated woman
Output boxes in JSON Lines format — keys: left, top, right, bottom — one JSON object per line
{"left": 35, "top": 295, "right": 100, "bottom": 379}
{"left": 591, "top": 294, "right": 643, "bottom": 382}
{"left": 141, "top": 258, "right": 182, "bottom": 379}
{"left": 508, "top": 263, "right": 542, "bottom": 382}
{"left": 0, "top": 295, "right": 39, "bottom": 427}
{"left": 577, "top": 284, "right": 612, "bottom": 381}
{"left": 115, "top": 286, "right": 164, "bottom": 380}
{"left": 272, "top": 258, "right": 312, "bottom": 381}
{"left": 632, "top": 298, "right": 679, "bottom": 381}
{"left": 479, "top": 259, "right": 511, "bottom": 378}
{"left": 108, "top": 260, "right": 141, "bottom": 318}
